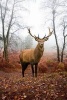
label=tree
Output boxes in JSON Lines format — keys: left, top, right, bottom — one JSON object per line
{"left": 52, "top": 9, "right": 60, "bottom": 62}
{"left": 61, "top": 19, "right": 67, "bottom": 62}
{"left": 0, "top": 0, "right": 27, "bottom": 61}
{"left": 8, "top": 34, "right": 24, "bottom": 52}
{"left": 51, "top": 0, "right": 67, "bottom": 62}
{"left": 0, "top": 0, "right": 16, "bottom": 60}
{"left": 42, "top": 0, "right": 67, "bottom": 62}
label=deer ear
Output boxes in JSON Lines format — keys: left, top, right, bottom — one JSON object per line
{"left": 45, "top": 37, "right": 48, "bottom": 41}
{"left": 35, "top": 37, "right": 38, "bottom": 41}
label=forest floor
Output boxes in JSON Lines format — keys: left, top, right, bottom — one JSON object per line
{"left": 0, "top": 67, "right": 67, "bottom": 100}
{"left": 0, "top": 52, "right": 67, "bottom": 100}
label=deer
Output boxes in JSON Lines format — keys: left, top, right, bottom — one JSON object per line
{"left": 19, "top": 28, "right": 53, "bottom": 77}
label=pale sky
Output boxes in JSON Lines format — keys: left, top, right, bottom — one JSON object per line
{"left": 0, "top": 0, "right": 67, "bottom": 51}
{"left": 18, "top": 0, "right": 55, "bottom": 50}
{"left": 18, "top": 0, "right": 67, "bottom": 51}
{"left": 22, "top": 0, "right": 53, "bottom": 37}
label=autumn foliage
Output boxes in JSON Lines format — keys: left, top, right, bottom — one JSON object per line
{"left": 0, "top": 52, "right": 67, "bottom": 100}
{"left": 0, "top": 52, "right": 20, "bottom": 72}
{"left": 0, "top": 52, "right": 67, "bottom": 73}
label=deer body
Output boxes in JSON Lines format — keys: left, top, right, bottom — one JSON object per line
{"left": 20, "top": 28, "right": 53, "bottom": 77}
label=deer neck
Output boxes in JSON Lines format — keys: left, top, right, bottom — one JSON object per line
{"left": 34, "top": 44, "right": 44, "bottom": 62}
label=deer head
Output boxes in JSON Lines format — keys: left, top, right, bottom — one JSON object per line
{"left": 27, "top": 28, "right": 53, "bottom": 48}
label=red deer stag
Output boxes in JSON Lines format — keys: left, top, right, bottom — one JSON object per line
{"left": 19, "top": 28, "right": 53, "bottom": 77}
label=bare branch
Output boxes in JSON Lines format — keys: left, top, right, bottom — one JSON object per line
{"left": 6, "top": 0, "right": 15, "bottom": 40}
{"left": 3, "top": 0, "right": 8, "bottom": 20}
{"left": 10, "top": 28, "right": 21, "bottom": 34}
{"left": 0, "top": 36, "right": 3, "bottom": 41}
{"left": 65, "top": 34, "right": 67, "bottom": 37}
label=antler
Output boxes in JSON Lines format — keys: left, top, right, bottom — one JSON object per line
{"left": 43, "top": 28, "right": 53, "bottom": 39}
{"left": 27, "top": 28, "right": 53, "bottom": 41}
{"left": 27, "top": 28, "right": 37, "bottom": 39}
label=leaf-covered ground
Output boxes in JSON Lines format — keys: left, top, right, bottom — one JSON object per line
{"left": 0, "top": 69, "right": 67, "bottom": 100}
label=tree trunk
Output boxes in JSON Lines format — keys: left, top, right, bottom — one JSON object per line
{"left": 60, "top": 36, "right": 65, "bottom": 62}
{"left": 61, "top": 50, "right": 64, "bottom": 62}
{"left": 57, "top": 45, "right": 60, "bottom": 62}
{"left": 53, "top": 11, "right": 60, "bottom": 62}
{"left": 3, "top": 39, "right": 8, "bottom": 61}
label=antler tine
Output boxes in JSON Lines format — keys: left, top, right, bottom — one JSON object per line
{"left": 27, "top": 28, "right": 36, "bottom": 38}
{"left": 48, "top": 27, "right": 53, "bottom": 37}
{"left": 42, "top": 34, "right": 46, "bottom": 39}
{"left": 48, "top": 27, "right": 52, "bottom": 37}
{"left": 43, "top": 28, "right": 53, "bottom": 39}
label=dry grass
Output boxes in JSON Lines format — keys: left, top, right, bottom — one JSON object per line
{"left": 0, "top": 52, "right": 67, "bottom": 73}
{"left": 0, "top": 52, "right": 67, "bottom": 100}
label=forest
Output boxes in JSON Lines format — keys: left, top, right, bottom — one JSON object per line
{"left": 0, "top": 0, "right": 67, "bottom": 100}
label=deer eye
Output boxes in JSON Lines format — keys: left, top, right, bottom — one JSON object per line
{"left": 39, "top": 43, "right": 43, "bottom": 47}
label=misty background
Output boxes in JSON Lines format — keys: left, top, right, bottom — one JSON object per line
{"left": 0, "top": 0, "right": 67, "bottom": 55}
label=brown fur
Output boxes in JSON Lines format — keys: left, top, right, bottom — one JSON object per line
{"left": 20, "top": 43, "right": 44, "bottom": 64}
{"left": 20, "top": 49, "right": 34, "bottom": 63}
{"left": 19, "top": 28, "right": 53, "bottom": 77}
{"left": 19, "top": 42, "right": 44, "bottom": 77}
{"left": 34, "top": 44, "right": 44, "bottom": 62}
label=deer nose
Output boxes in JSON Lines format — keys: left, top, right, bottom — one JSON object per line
{"left": 40, "top": 43, "right": 43, "bottom": 47}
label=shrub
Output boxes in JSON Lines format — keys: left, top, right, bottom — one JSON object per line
{"left": 64, "top": 63, "right": 67, "bottom": 71}
{"left": 46, "top": 60, "right": 59, "bottom": 72}
{"left": 46, "top": 60, "right": 54, "bottom": 67}
{"left": 56, "top": 62, "right": 65, "bottom": 72}
{"left": 38, "top": 62, "right": 48, "bottom": 73}
{"left": 46, "top": 60, "right": 58, "bottom": 67}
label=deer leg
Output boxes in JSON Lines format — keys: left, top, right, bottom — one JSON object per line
{"left": 22, "top": 63, "right": 25, "bottom": 77}
{"left": 20, "top": 59, "right": 24, "bottom": 77}
{"left": 20, "top": 62, "right": 24, "bottom": 77}
{"left": 22, "top": 67, "right": 24, "bottom": 77}
{"left": 35, "top": 64, "right": 38, "bottom": 77}
{"left": 22, "top": 62, "right": 28, "bottom": 77}
{"left": 31, "top": 64, "right": 34, "bottom": 77}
